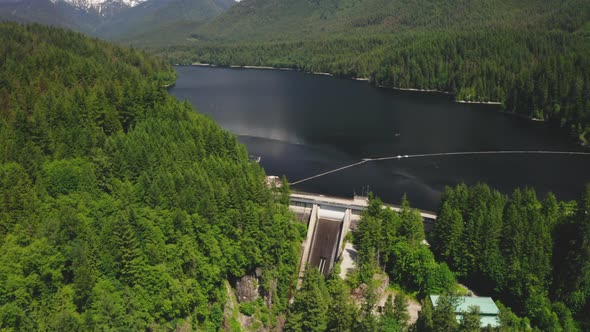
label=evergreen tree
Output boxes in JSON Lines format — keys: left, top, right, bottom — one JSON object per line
{"left": 278, "top": 175, "right": 291, "bottom": 206}
{"left": 497, "top": 302, "right": 532, "bottom": 332}
{"left": 432, "top": 200, "right": 464, "bottom": 273}
{"left": 554, "top": 184, "right": 590, "bottom": 314}
{"left": 355, "top": 212, "right": 381, "bottom": 283}
{"left": 459, "top": 305, "right": 481, "bottom": 332}
{"left": 415, "top": 298, "right": 434, "bottom": 332}
{"left": 380, "top": 294, "right": 402, "bottom": 332}
{"left": 432, "top": 294, "right": 459, "bottom": 332}
{"left": 326, "top": 265, "right": 354, "bottom": 332}
{"left": 380, "top": 208, "right": 401, "bottom": 268}
{"left": 356, "top": 282, "right": 379, "bottom": 332}
{"left": 542, "top": 192, "right": 561, "bottom": 231}
{"left": 399, "top": 195, "right": 425, "bottom": 245}
{"left": 113, "top": 211, "right": 145, "bottom": 286}
{"left": 393, "top": 292, "right": 410, "bottom": 329}
{"left": 285, "top": 266, "right": 329, "bottom": 332}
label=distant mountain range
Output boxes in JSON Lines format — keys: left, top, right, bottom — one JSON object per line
{"left": 56, "top": 0, "right": 144, "bottom": 16}
{"left": 96, "top": 0, "right": 234, "bottom": 44}
{"left": 0, "top": 0, "right": 234, "bottom": 42}
{"left": 195, "top": 0, "right": 590, "bottom": 41}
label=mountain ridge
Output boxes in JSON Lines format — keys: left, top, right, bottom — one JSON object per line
{"left": 0, "top": 0, "right": 235, "bottom": 40}
{"left": 0, "top": 0, "right": 80, "bottom": 30}
{"left": 53, "top": 0, "right": 143, "bottom": 16}
{"left": 96, "top": 0, "right": 234, "bottom": 43}
{"left": 195, "top": 0, "right": 589, "bottom": 41}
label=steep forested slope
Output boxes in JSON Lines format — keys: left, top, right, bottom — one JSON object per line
{"left": 0, "top": 0, "right": 235, "bottom": 44}
{"left": 197, "top": 0, "right": 586, "bottom": 41}
{"left": 431, "top": 184, "right": 590, "bottom": 330}
{"left": 96, "top": 0, "right": 235, "bottom": 44}
{"left": 348, "top": 189, "right": 590, "bottom": 331}
{"left": 0, "top": 23, "right": 301, "bottom": 330}
{"left": 0, "top": 0, "right": 84, "bottom": 31}
{"left": 167, "top": 0, "right": 590, "bottom": 144}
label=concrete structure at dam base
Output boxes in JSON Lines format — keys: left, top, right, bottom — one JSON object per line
{"left": 288, "top": 191, "right": 437, "bottom": 283}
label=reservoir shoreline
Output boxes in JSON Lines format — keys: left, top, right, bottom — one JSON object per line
{"left": 186, "top": 63, "right": 590, "bottom": 140}
{"left": 169, "top": 65, "right": 590, "bottom": 211}
{"left": 187, "top": 63, "right": 517, "bottom": 108}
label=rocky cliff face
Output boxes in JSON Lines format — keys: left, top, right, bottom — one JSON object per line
{"left": 236, "top": 274, "right": 260, "bottom": 303}
{"left": 227, "top": 271, "right": 283, "bottom": 332}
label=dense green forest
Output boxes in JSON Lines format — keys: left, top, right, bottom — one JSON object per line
{"left": 287, "top": 193, "right": 536, "bottom": 331}
{"left": 295, "top": 187, "right": 588, "bottom": 331}
{"left": 0, "top": 22, "right": 304, "bottom": 330}
{"left": 0, "top": 0, "right": 235, "bottom": 45}
{"left": 192, "top": 0, "right": 589, "bottom": 41}
{"left": 156, "top": 0, "right": 590, "bottom": 144}
{"left": 280, "top": 195, "right": 459, "bottom": 332}
{"left": 2, "top": 19, "right": 590, "bottom": 332}
{"left": 430, "top": 184, "right": 590, "bottom": 331}
{"left": 94, "top": 0, "right": 235, "bottom": 45}
{"left": 283, "top": 261, "right": 414, "bottom": 332}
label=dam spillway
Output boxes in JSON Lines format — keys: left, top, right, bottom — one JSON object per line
{"left": 309, "top": 218, "right": 342, "bottom": 276}
{"left": 294, "top": 203, "right": 352, "bottom": 281}
{"left": 288, "top": 190, "right": 437, "bottom": 281}
{"left": 307, "top": 207, "right": 348, "bottom": 277}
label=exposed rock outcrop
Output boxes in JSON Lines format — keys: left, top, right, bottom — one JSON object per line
{"left": 236, "top": 275, "right": 259, "bottom": 303}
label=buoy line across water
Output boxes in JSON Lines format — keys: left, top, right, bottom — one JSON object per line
{"left": 288, "top": 150, "right": 590, "bottom": 185}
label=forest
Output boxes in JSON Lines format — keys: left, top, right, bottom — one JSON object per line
{"left": 286, "top": 184, "right": 590, "bottom": 332}
{"left": 287, "top": 186, "right": 589, "bottom": 331}
{"left": 0, "top": 22, "right": 303, "bottom": 330}
{"left": 430, "top": 183, "right": 590, "bottom": 331}
{"left": 2, "top": 21, "right": 590, "bottom": 332}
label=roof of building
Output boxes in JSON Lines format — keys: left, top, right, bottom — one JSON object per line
{"left": 430, "top": 295, "right": 500, "bottom": 327}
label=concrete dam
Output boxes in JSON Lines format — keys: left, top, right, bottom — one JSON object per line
{"left": 289, "top": 192, "right": 437, "bottom": 278}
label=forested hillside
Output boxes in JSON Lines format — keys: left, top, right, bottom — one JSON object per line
{"left": 0, "top": 0, "right": 85, "bottom": 31}
{"left": 163, "top": 0, "right": 590, "bottom": 144}
{"left": 195, "top": 0, "right": 588, "bottom": 41}
{"left": 96, "top": 0, "right": 235, "bottom": 45}
{"left": 330, "top": 187, "right": 589, "bottom": 331}
{"left": 0, "top": 23, "right": 302, "bottom": 330}
{"left": 431, "top": 184, "right": 590, "bottom": 331}
{"left": 0, "top": 0, "right": 235, "bottom": 44}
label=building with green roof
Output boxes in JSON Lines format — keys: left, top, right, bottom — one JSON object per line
{"left": 430, "top": 295, "right": 500, "bottom": 328}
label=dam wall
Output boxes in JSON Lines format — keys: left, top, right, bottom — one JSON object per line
{"left": 291, "top": 191, "right": 437, "bottom": 282}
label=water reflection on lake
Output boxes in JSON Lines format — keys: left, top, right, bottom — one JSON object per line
{"left": 169, "top": 66, "right": 590, "bottom": 210}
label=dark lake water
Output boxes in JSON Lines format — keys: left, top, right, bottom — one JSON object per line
{"left": 169, "top": 66, "right": 590, "bottom": 211}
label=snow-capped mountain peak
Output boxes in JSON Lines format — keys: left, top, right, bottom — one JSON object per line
{"left": 52, "top": 0, "right": 145, "bottom": 16}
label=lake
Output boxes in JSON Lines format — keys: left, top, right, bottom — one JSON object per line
{"left": 169, "top": 66, "right": 590, "bottom": 211}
